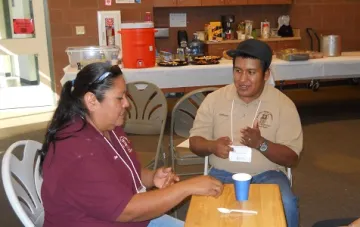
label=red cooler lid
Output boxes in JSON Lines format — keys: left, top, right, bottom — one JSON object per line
{"left": 120, "top": 22, "right": 154, "bottom": 29}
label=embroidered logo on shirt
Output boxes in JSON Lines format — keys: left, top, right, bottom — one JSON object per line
{"left": 256, "top": 111, "right": 273, "bottom": 128}
{"left": 118, "top": 136, "right": 133, "bottom": 153}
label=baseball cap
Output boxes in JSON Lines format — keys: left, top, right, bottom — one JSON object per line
{"left": 226, "top": 39, "right": 273, "bottom": 69}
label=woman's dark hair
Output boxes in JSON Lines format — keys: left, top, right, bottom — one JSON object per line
{"left": 38, "top": 62, "right": 123, "bottom": 172}
{"left": 232, "top": 53, "right": 268, "bottom": 75}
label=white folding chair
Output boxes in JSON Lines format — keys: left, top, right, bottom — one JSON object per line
{"left": 1, "top": 140, "right": 44, "bottom": 227}
{"left": 204, "top": 156, "right": 293, "bottom": 187}
{"left": 124, "top": 81, "right": 168, "bottom": 170}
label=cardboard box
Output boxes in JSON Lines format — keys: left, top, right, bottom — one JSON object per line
{"left": 207, "top": 22, "right": 223, "bottom": 41}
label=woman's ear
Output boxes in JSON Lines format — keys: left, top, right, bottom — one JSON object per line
{"left": 83, "top": 92, "right": 99, "bottom": 112}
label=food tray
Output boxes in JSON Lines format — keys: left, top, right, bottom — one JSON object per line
{"left": 276, "top": 53, "right": 310, "bottom": 61}
{"left": 276, "top": 48, "right": 310, "bottom": 61}
{"left": 191, "top": 59, "right": 220, "bottom": 65}
{"left": 193, "top": 56, "right": 222, "bottom": 61}
{"left": 158, "top": 60, "right": 188, "bottom": 67}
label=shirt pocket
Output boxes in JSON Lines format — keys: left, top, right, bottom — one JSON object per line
{"left": 214, "top": 110, "right": 231, "bottom": 138}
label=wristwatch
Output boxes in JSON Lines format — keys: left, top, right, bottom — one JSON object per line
{"left": 258, "top": 139, "right": 268, "bottom": 153}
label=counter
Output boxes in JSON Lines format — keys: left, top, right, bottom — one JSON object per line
{"left": 205, "top": 37, "right": 301, "bottom": 45}
{"left": 62, "top": 52, "right": 360, "bottom": 91}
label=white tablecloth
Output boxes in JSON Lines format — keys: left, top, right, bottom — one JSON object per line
{"left": 61, "top": 52, "right": 360, "bottom": 89}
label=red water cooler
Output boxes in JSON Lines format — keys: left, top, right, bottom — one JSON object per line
{"left": 119, "top": 22, "right": 157, "bottom": 68}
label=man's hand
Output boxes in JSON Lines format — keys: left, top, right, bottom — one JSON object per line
{"left": 241, "top": 121, "right": 264, "bottom": 149}
{"left": 153, "top": 167, "right": 180, "bottom": 189}
{"left": 211, "top": 136, "right": 232, "bottom": 159}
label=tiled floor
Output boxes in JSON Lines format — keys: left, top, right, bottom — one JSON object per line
{"left": 1, "top": 84, "right": 360, "bottom": 226}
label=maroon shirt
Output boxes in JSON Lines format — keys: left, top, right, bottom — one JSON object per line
{"left": 41, "top": 117, "right": 149, "bottom": 227}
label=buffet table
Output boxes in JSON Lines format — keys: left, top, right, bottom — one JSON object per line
{"left": 61, "top": 52, "right": 360, "bottom": 91}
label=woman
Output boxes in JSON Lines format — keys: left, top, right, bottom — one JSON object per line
{"left": 39, "top": 62, "right": 223, "bottom": 227}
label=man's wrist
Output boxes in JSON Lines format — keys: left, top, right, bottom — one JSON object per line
{"left": 208, "top": 141, "right": 216, "bottom": 154}
{"left": 256, "top": 137, "right": 266, "bottom": 149}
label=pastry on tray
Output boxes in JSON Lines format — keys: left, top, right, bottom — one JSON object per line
{"left": 158, "top": 60, "right": 188, "bottom": 67}
{"left": 223, "top": 50, "right": 232, "bottom": 60}
{"left": 193, "top": 55, "right": 222, "bottom": 61}
{"left": 191, "top": 58, "right": 220, "bottom": 65}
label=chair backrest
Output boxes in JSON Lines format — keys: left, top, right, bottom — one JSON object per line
{"left": 1, "top": 140, "right": 44, "bottom": 227}
{"left": 124, "top": 81, "right": 167, "bottom": 135}
{"left": 170, "top": 87, "right": 218, "bottom": 140}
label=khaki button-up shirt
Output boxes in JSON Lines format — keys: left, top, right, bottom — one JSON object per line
{"left": 190, "top": 84, "right": 303, "bottom": 175}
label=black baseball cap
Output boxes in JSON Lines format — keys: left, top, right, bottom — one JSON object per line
{"left": 226, "top": 39, "right": 273, "bottom": 69}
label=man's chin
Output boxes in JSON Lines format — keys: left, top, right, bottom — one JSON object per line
{"left": 237, "top": 91, "right": 255, "bottom": 97}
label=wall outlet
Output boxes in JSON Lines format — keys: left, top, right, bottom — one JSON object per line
{"left": 75, "top": 26, "right": 86, "bottom": 35}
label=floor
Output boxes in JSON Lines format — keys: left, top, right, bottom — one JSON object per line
{"left": 1, "top": 83, "right": 360, "bottom": 227}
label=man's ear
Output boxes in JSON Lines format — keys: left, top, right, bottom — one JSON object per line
{"left": 264, "top": 68, "right": 270, "bottom": 81}
{"left": 83, "top": 92, "right": 99, "bottom": 112}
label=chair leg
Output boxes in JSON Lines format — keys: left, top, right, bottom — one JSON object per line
{"left": 173, "top": 209, "right": 178, "bottom": 219}
{"left": 171, "top": 147, "right": 176, "bottom": 172}
{"left": 153, "top": 149, "right": 160, "bottom": 170}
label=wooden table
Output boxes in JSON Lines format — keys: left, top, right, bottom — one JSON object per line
{"left": 185, "top": 184, "right": 286, "bottom": 227}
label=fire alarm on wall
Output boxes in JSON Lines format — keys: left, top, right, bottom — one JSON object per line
{"left": 105, "top": 0, "right": 112, "bottom": 6}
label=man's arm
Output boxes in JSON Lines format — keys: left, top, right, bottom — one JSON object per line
{"left": 189, "top": 136, "right": 214, "bottom": 157}
{"left": 190, "top": 136, "right": 233, "bottom": 159}
{"left": 269, "top": 101, "right": 303, "bottom": 167}
{"left": 188, "top": 94, "right": 215, "bottom": 156}
{"left": 241, "top": 101, "right": 303, "bottom": 167}
{"left": 258, "top": 138, "right": 298, "bottom": 167}
{"left": 241, "top": 126, "right": 299, "bottom": 167}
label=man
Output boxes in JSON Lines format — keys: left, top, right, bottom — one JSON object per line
{"left": 189, "top": 39, "right": 303, "bottom": 227}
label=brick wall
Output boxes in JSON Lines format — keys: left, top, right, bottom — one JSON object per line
{"left": 48, "top": 0, "right": 360, "bottom": 92}
{"left": 154, "top": 0, "right": 360, "bottom": 52}
{"left": 48, "top": 0, "right": 153, "bottom": 92}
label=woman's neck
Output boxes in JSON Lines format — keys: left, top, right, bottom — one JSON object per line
{"left": 86, "top": 116, "right": 109, "bottom": 139}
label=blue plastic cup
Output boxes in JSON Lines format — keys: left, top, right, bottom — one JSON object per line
{"left": 232, "top": 173, "right": 252, "bottom": 201}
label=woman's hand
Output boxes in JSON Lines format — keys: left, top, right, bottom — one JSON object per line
{"left": 185, "top": 175, "right": 224, "bottom": 198}
{"left": 153, "top": 167, "right": 180, "bottom": 189}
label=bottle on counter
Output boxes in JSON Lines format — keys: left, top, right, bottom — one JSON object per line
{"left": 111, "top": 51, "right": 119, "bottom": 65}
{"left": 244, "top": 20, "right": 253, "bottom": 39}
{"left": 189, "top": 33, "right": 205, "bottom": 57}
{"left": 176, "top": 48, "right": 186, "bottom": 61}
{"left": 145, "top": 12, "right": 152, "bottom": 22}
{"left": 261, "top": 19, "right": 270, "bottom": 39}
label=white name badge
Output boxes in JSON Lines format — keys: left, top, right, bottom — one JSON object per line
{"left": 229, "top": 145, "right": 252, "bottom": 163}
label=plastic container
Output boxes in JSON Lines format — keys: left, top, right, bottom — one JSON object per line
{"left": 118, "top": 22, "right": 157, "bottom": 68}
{"left": 65, "top": 46, "right": 120, "bottom": 69}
